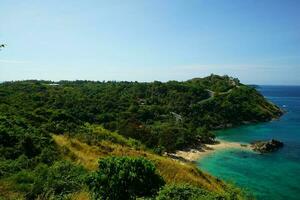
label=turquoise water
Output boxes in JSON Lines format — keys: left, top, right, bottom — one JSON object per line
{"left": 197, "top": 86, "right": 300, "bottom": 200}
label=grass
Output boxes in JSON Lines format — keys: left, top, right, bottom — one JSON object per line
{"left": 53, "top": 134, "right": 245, "bottom": 200}
{"left": 70, "top": 190, "right": 91, "bottom": 200}
{"left": 0, "top": 179, "right": 23, "bottom": 200}
{"left": 0, "top": 130, "right": 245, "bottom": 200}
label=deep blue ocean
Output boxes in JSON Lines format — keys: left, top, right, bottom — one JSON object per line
{"left": 197, "top": 86, "right": 300, "bottom": 200}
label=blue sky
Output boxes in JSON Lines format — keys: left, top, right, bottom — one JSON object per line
{"left": 0, "top": 0, "right": 299, "bottom": 84}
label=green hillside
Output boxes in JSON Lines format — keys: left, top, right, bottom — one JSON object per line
{"left": 0, "top": 75, "right": 282, "bottom": 199}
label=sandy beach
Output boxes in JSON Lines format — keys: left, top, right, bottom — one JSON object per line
{"left": 168, "top": 140, "right": 252, "bottom": 162}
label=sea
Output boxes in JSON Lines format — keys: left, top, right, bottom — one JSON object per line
{"left": 197, "top": 86, "right": 300, "bottom": 200}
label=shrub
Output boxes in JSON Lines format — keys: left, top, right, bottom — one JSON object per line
{"left": 10, "top": 161, "right": 88, "bottom": 199}
{"left": 87, "top": 156, "right": 165, "bottom": 200}
{"left": 156, "top": 184, "right": 219, "bottom": 200}
{"left": 0, "top": 155, "right": 30, "bottom": 177}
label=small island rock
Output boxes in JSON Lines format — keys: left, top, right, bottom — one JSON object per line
{"left": 251, "top": 139, "right": 284, "bottom": 153}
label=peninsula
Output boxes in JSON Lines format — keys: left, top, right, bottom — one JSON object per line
{"left": 0, "top": 75, "right": 283, "bottom": 200}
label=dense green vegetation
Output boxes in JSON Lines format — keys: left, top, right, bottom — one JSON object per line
{"left": 0, "top": 75, "right": 282, "bottom": 199}
{"left": 12, "top": 161, "right": 87, "bottom": 199}
{"left": 0, "top": 75, "right": 282, "bottom": 151}
{"left": 87, "top": 157, "right": 165, "bottom": 200}
{"left": 156, "top": 184, "right": 219, "bottom": 200}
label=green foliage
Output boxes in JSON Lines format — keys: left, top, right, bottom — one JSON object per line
{"left": 11, "top": 160, "right": 87, "bottom": 199}
{"left": 87, "top": 156, "right": 165, "bottom": 200}
{"left": 76, "top": 123, "right": 143, "bottom": 149}
{"left": 196, "top": 127, "right": 216, "bottom": 144}
{"left": 0, "top": 155, "right": 31, "bottom": 177}
{"left": 0, "top": 118, "right": 58, "bottom": 178}
{"left": 189, "top": 85, "right": 282, "bottom": 129}
{"left": 0, "top": 75, "right": 281, "bottom": 199}
{"left": 149, "top": 122, "right": 197, "bottom": 152}
{"left": 0, "top": 76, "right": 281, "bottom": 152}
{"left": 156, "top": 184, "right": 219, "bottom": 200}
{"left": 189, "top": 74, "right": 239, "bottom": 92}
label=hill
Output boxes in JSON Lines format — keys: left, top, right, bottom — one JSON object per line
{"left": 0, "top": 75, "right": 282, "bottom": 199}
{"left": 0, "top": 74, "right": 282, "bottom": 151}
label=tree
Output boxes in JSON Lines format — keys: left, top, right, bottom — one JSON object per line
{"left": 196, "top": 127, "right": 216, "bottom": 144}
{"left": 87, "top": 156, "right": 165, "bottom": 200}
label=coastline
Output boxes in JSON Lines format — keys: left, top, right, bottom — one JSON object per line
{"left": 168, "top": 140, "right": 252, "bottom": 162}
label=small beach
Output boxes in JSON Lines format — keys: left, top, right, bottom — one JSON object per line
{"left": 170, "top": 140, "right": 251, "bottom": 162}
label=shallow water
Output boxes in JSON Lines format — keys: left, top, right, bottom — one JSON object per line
{"left": 197, "top": 86, "right": 300, "bottom": 200}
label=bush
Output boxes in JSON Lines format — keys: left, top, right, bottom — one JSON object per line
{"left": 87, "top": 156, "right": 165, "bottom": 200}
{"left": 156, "top": 184, "right": 219, "bottom": 200}
{"left": 10, "top": 161, "right": 87, "bottom": 199}
{"left": 0, "top": 155, "right": 30, "bottom": 177}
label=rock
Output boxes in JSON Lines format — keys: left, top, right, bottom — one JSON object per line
{"left": 240, "top": 144, "right": 248, "bottom": 147}
{"left": 251, "top": 139, "right": 284, "bottom": 153}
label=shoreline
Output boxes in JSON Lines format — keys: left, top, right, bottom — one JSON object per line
{"left": 168, "top": 140, "right": 252, "bottom": 162}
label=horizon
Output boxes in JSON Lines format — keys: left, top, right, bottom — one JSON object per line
{"left": 1, "top": 76, "right": 300, "bottom": 86}
{"left": 1, "top": 0, "right": 300, "bottom": 85}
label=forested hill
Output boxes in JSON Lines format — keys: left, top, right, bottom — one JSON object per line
{"left": 0, "top": 74, "right": 283, "bottom": 199}
{"left": 0, "top": 74, "right": 282, "bottom": 152}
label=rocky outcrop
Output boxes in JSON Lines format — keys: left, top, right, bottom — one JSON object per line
{"left": 251, "top": 139, "right": 284, "bottom": 153}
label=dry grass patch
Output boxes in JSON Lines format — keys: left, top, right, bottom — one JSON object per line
{"left": 52, "top": 134, "right": 238, "bottom": 197}
{"left": 0, "top": 180, "right": 24, "bottom": 200}
{"left": 70, "top": 190, "right": 91, "bottom": 200}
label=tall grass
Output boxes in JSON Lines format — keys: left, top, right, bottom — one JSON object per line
{"left": 53, "top": 134, "right": 245, "bottom": 200}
